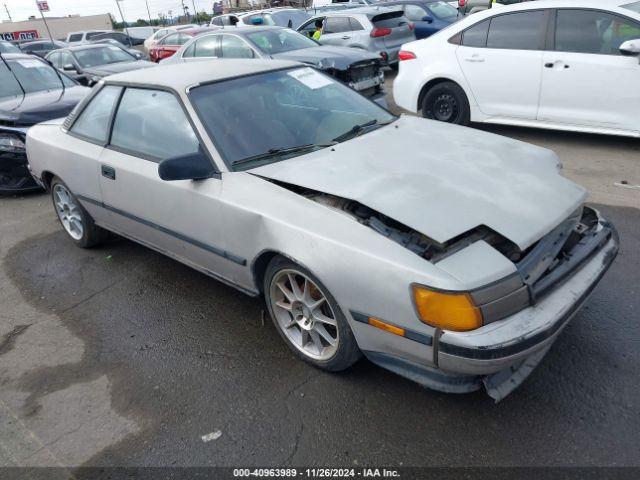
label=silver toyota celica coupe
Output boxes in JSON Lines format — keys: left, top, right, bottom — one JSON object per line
{"left": 26, "top": 60, "right": 618, "bottom": 401}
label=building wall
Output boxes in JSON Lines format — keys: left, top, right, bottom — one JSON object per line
{"left": 0, "top": 14, "right": 113, "bottom": 40}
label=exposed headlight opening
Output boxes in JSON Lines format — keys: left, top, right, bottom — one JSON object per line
{"left": 412, "top": 285, "right": 483, "bottom": 332}
{"left": 0, "top": 132, "right": 26, "bottom": 153}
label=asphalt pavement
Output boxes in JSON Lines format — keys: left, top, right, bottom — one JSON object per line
{"left": 0, "top": 76, "right": 639, "bottom": 474}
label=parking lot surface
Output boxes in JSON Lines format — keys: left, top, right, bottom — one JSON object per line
{"left": 0, "top": 75, "right": 639, "bottom": 471}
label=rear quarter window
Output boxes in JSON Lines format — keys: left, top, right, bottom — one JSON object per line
{"left": 68, "top": 34, "right": 82, "bottom": 42}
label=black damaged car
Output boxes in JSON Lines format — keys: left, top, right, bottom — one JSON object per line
{"left": 0, "top": 53, "right": 89, "bottom": 194}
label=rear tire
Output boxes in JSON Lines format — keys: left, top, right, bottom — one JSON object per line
{"left": 50, "top": 176, "right": 108, "bottom": 248}
{"left": 421, "top": 81, "right": 470, "bottom": 125}
{"left": 263, "top": 256, "right": 361, "bottom": 372}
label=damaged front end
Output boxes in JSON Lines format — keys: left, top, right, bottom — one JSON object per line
{"left": 301, "top": 190, "right": 618, "bottom": 401}
{"left": 0, "top": 128, "right": 41, "bottom": 195}
{"left": 324, "top": 60, "right": 386, "bottom": 105}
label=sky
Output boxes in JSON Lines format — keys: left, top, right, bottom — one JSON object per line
{"left": 1, "top": 0, "right": 212, "bottom": 23}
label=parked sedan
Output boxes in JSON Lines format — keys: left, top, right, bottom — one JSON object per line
{"left": 26, "top": 60, "right": 618, "bottom": 400}
{"left": 163, "top": 26, "right": 386, "bottom": 105}
{"left": 382, "top": 0, "right": 460, "bottom": 39}
{"left": 143, "top": 25, "right": 198, "bottom": 54}
{"left": 18, "top": 39, "right": 68, "bottom": 58}
{"left": 0, "top": 54, "right": 88, "bottom": 194}
{"left": 149, "top": 27, "right": 219, "bottom": 62}
{"left": 46, "top": 44, "right": 155, "bottom": 86}
{"left": 297, "top": 7, "right": 416, "bottom": 66}
{"left": 0, "top": 40, "right": 21, "bottom": 54}
{"left": 394, "top": 0, "right": 640, "bottom": 137}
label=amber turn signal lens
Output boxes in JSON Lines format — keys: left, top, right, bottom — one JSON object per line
{"left": 412, "top": 286, "right": 483, "bottom": 332}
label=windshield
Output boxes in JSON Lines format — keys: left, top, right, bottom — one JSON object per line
{"left": 0, "top": 41, "right": 21, "bottom": 54}
{"left": 622, "top": 1, "right": 640, "bottom": 13}
{"left": 427, "top": 1, "right": 459, "bottom": 19}
{"left": 189, "top": 67, "right": 395, "bottom": 170}
{"left": 247, "top": 29, "right": 317, "bottom": 54}
{"left": 0, "top": 58, "right": 75, "bottom": 100}
{"left": 74, "top": 46, "right": 134, "bottom": 68}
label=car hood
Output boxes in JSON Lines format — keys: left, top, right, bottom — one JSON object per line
{"left": 271, "top": 46, "right": 379, "bottom": 70}
{"left": 84, "top": 60, "right": 155, "bottom": 76}
{"left": 0, "top": 85, "right": 89, "bottom": 127}
{"left": 251, "top": 116, "right": 587, "bottom": 251}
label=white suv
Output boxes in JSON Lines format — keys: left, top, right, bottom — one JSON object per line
{"left": 393, "top": 0, "right": 640, "bottom": 137}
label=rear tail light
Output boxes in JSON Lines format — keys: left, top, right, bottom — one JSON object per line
{"left": 398, "top": 50, "right": 416, "bottom": 61}
{"left": 370, "top": 27, "right": 392, "bottom": 38}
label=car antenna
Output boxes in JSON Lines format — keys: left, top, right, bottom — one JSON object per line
{"left": 0, "top": 52, "right": 27, "bottom": 100}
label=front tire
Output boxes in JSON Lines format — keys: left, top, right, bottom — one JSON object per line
{"left": 263, "top": 256, "right": 361, "bottom": 372}
{"left": 422, "top": 81, "right": 470, "bottom": 125}
{"left": 50, "top": 176, "right": 107, "bottom": 248}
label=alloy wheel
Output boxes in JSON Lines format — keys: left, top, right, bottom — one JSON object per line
{"left": 53, "top": 183, "right": 84, "bottom": 240}
{"left": 269, "top": 269, "right": 339, "bottom": 361}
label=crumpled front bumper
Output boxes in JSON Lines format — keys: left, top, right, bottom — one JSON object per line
{"left": 360, "top": 211, "right": 618, "bottom": 401}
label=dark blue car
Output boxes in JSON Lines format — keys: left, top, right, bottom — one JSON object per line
{"left": 380, "top": 0, "right": 460, "bottom": 39}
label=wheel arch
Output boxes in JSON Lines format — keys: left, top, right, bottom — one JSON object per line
{"left": 40, "top": 170, "right": 57, "bottom": 190}
{"left": 417, "top": 77, "right": 470, "bottom": 113}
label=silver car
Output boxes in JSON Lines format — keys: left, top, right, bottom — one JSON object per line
{"left": 26, "top": 60, "right": 618, "bottom": 400}
{"left": 297, "top": 7, "right": 416, "bottom": 66}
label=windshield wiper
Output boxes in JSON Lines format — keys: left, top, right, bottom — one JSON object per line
{"left": 233, "top": 143, "right": 336, "bottom": 168}
{"left": 332, "top": 118, "right": 394, "bottom": 143}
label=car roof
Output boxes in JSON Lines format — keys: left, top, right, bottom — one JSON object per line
{"left": 471, "top": 0, "right": 639, "bottom": 15}
{"left": 65, "top": 44, "right": 116, "bottom": 51}
{"left": 0, "top": 53, "right": 44, "bottom": 60}
{"left": 179, "top": 26, "right": 220, "bottom": 35}
{"left": 320, "top": 6, "right": 403, "bottom": 16}
{"left": 207, "top": 25, "right": 284, "bottom": 34}
{"left": 105, "top": 59, "right": 299, "bottom": 90}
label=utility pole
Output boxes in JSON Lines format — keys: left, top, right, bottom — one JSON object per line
{"left": 168, "top": 9, "right": 173, "bottom": 25}
{"left": 181, "top": 0, "right": 189, "bottom": 22}
{"left": 191, "top": 0, "right": 198, "bottom": 24}
{"left": 4, "top": 3, "right": 12, "bottom": 22}
{"left": 114, "top": 0, "right": 126, "bottom": 27}
{"left": 145, "top": 0, "right": 152, "bottom": 24}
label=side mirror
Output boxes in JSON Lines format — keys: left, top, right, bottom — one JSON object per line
{"left": 63, "top": 63, "right": 77, "bottom": 71}
{"left": 619, "top": 39, "right": 640, "bottom": 56}
{"left": 158, "top": 151, "right": 215, "bottom": 181}
{"left": 422, "top": 15, "right": 433, "bottom": 23}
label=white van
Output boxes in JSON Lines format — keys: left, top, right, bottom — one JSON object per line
{"left": 65, "top": 30, "right": 110, "bottom": 44}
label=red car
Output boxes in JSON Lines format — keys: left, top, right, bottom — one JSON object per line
{"left": 149, "top": 27, "right": 217, "bottom": 62}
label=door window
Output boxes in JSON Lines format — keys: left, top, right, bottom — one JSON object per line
{"left": 324, "top": 17, "right": 352, "bottom": 34}
{"left": 194, "top": 35, "right": 219, "bottom": 57}
{"left": 299, "top": 19, "right": 322, "bottom": 37}
{"left": 68, "top": 33, "right": 82, "bottom": 42}
{"left": 60, "top": 51, "right": 75, "bottom": 68}
{"left": 161, "top": 33, "right": 181, "bottom": 45}
{"left": 219, "top": 35, "right": 255, "bottom": 58}
{"left": 404, "top": 4, "right": 428, "bottom": 22}
{"left": 71, "top": 86, "right": 122, "bottom": 143}
{"left": 47, "top": 51, "right": 61, "bottom": 67}
{"left": 486, "top": 11, "right": 546, "bottom": 50}
{"left": 555, "top": 9, "right": 640, "bottom": 55}
{"left": 110, "top": 88, "right": 200, "bottom": 161}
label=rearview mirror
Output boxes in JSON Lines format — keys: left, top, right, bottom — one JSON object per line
{"left": 619, "top": 39, "right": 640, "bottom": 56}
{"left": 62, "top": 63, "right": 76, "bottom": 71}
{"left": 158, "top": 151, "right": 215, "bottom": 181}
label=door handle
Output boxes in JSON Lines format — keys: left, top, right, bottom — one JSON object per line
{"left": 465, "top": 57, "right": 485, "bottom": 63}
{"left": 101, "top": 165, "right": 116, "bottom": 180}
{"left": 341, "top": 35, "right": 351, "bottom": 40}
{"left": 545, "top": 62, "right": 570, "bottom": 69}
